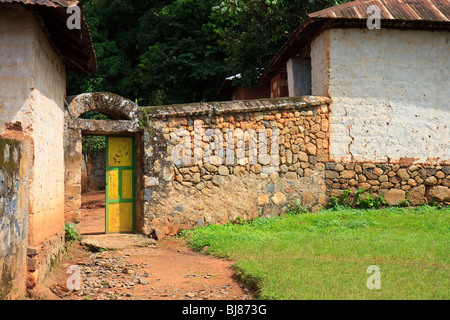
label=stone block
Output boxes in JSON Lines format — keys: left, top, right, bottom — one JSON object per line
{"left": 428, "top": 186, "right": 450, "bottom": 203}
{"left": 257, "top": 194, "right": 269, "bottom": 206}
{"left": 271, "top": 192, "right": 287, "bottom": 205}
{"left": 397, "top": 168, "right": 410, "bottom": 181}
{"left": 340, "top": 170, "right": 355, "bottom": 179}
{"left": 325, "top": 170, "right": 339, "bottom": 179}
{"left": 305, "top": 143, "right": 317, "bottom": 155}
{"left": 316, "top": 150, "right": 328, "bottom": 162}
{"left": 424, "top": 176, "right": 437, "bottom": 185}
{"left": 373, "top": 167, "right": 384, "bottom": 176}
{"left": 297, "top": 151, "right": 309, "bottom": 162}
{"left": 212, "top": 175, "right": 225, "bottom": 186}
{"left": 218, "top": 165, "right": 229, "bottom": 176}
{"left": 407, "top": 185, "right": 426, "bottom": 206}
{"left": 204, "top": 164, "right": 218, "bottom": 173}
{"left": 384, "top": 189, "right": 406, "bottom": 206}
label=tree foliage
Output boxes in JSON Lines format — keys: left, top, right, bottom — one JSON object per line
{"left": 80, "top": 111, "right": 109, "bottom": 157}
{"left": 68, "top": 0, "right": 350, "bottom": 105}
{"left": 137, "top": 0, "right": 229, "bottom": 104}
{"left": 211, "top": 0, "right": 347, "bottom": 87}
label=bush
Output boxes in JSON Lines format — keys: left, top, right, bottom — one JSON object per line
{"left": 65, "top": 223, "right": 81, "bottom": 242}
{"left": 285, "top": 200, "right": 309, "bottom": 215}
{"left": 355, "top": 188, "right": 386, "bottom": 209}
{"left": 329, "top": 188, "right": 386, "bottom": 210}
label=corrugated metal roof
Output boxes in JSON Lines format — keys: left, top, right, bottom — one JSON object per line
{"left": 309, "top": 0, "right": 450, "bottom": 22}
{"left": 0, "top": 0, "right": 77, "bottom": 8}
{"left": 0, "top": 0, "right": 97, "bottom": 74}
{"left": 259, "top": 0, "right": 450, "bottom": 83}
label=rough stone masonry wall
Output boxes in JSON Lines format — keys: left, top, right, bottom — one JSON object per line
{"left": 139, "top": 95, "right": 449, "bottom": 240}
{"left": 141, "top": 97, "right": 331, "bottom": 239}
{"left": 0, "top": 138, "right": 29, "bottom": 299}
{"left": 325, "top": 162, "right": 450, "bottom": 206}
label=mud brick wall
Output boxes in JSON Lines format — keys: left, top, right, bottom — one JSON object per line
{"left": 0, "top": 138, "right": 29, "bottom": 299}
{"left": 141, "top": 97, "right": 331, "bottom": 239}
{"left": 1, "top": 5, "right": 67, "bottom": 295}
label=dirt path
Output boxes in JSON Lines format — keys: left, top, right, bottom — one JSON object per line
{"left": 40, "top": 236, "right": 253, "bottom": 300}
{"left": 80, "top": 190, "right": 106, "bottom": 235}
{"left": 36, "top": 190, "right": 252, "bottom": 300}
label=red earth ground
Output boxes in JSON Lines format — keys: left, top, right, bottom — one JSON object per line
{"left": 38, "top": 191, "right": 253, "bottom": 300}
{"left": 80, "top": 190, "right": 106, "bottom": 235}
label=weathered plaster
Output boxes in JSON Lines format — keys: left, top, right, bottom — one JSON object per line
{"left": 311, "top": 29, "right": 330, "bottom": 98}
{"left": 314, "top": 28, "right": 449, "bottom": 164}
{"left": 0, "top": 138, "right": 29, "bottom": 299}
{"left": 0, "top": 3, "right": 67, "bottom": 294}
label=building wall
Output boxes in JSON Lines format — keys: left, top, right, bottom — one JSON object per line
{"left": 140, "top": 95, "right": 449, "bottom": 240}
{"left": 142, "top": 97, "right": 331, "bottom": 239}
{"left": 270, "top": 72, "right": 289, "bottom": 98}
{"left": 287, "top": 58, "right": 311, "bottom": 97}
{"left": 28, "top": 5, "right": 66, "bottom": 248}
{"left": 312, "top": 28, "right": 449, "bottom": 164}
{"left": 232, "top": 83, "right": 271, "bottom": 100}
{"left": 311, "top": 29, "right": 330, "bottom": 98}
{"left": 0, "top": 4, "right": 66, "bottom": 295}
{"left": 0, "top": 4, "right": 35, "bottom": 135}
{"left": 0, "top": 138, "right": 29, "bottom": 300}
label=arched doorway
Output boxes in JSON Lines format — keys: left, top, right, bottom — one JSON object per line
{"left": 64, "top": 92, "right": 144, "bottom": 235}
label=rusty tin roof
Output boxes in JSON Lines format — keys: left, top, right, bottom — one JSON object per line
{"left": 1, "top": 0, "right": 77, "bottom": 7}
{"left": 0, "top": 0, "right": 97, "bottom": 74}
{"left": 259, "top": 0, "right": 450, "bottom": 83}
{"left": 309, "top": 0, "right": 449, "bottom": 22}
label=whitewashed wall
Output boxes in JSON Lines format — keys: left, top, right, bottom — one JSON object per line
{"left": 311, "top": 28, "right": 449, "bottom": 164}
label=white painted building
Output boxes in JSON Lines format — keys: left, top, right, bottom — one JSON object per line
{"left": 259, "top": 0, "right": 449, "bottom": 165}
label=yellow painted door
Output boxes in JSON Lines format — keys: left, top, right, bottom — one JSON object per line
{"left": 106, "top": 136, "right": 135, "bottom": 233}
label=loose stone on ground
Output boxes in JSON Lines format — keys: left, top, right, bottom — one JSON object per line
{"left": 44, "top": 237, "right": 252, "bottom": 301}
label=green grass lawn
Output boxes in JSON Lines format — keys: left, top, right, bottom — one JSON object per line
{"left": 181, "top": 206, "right": 449, "bottom": 299}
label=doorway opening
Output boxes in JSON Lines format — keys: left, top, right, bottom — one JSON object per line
{"left": 79, "top": 132, "right": 136, "bottom": 234}
{"left": 64, "top": 92, "right": 143, "bottom": 236}
{"left": 80, "top": 134, "right": 107, "bottom": 235}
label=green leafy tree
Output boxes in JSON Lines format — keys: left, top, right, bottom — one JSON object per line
{"left": 68, "top": 0, "right": 351, "bottom": 104}
{"left": 137, "top": 0, "right": 229, "bottom": 105}
{"left": 210, "top": 0, "right": 350, "bottom": 87}
{"left": 67, "top": 0, "right": 163, "bottom": 101}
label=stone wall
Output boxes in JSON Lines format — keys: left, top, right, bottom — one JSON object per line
{"left": 62, "top": 93, "right": 449, "bottom": 244}
{"left": 139, "top": 95, "right": 449, "bottom": 240}
{"left": 0, "top": 138, "right": 29, "bottom": 299}
{"left": 141, "top": 97, "right": 331, "bottom": 239}
{"left": 325, "top": 162, "right": 450, "bottom": 206}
